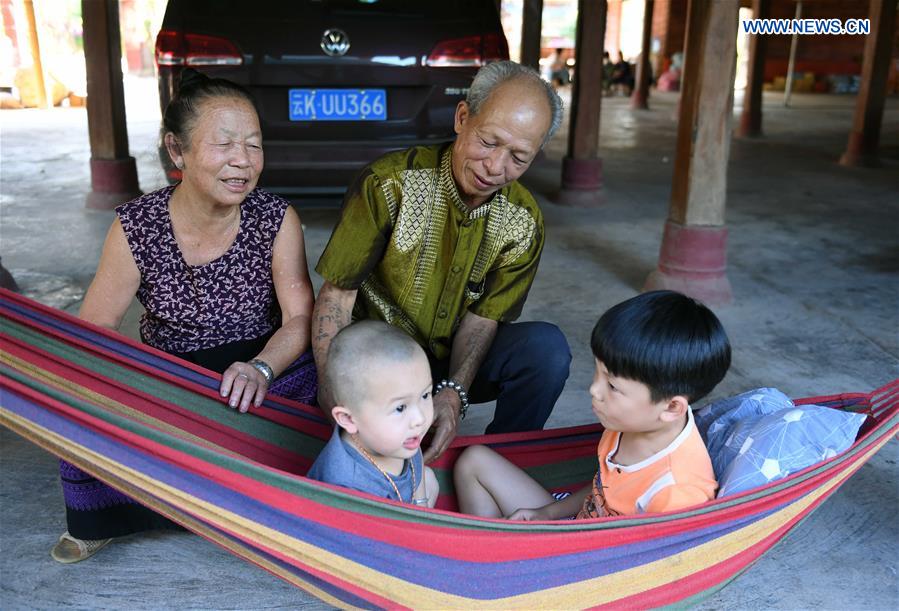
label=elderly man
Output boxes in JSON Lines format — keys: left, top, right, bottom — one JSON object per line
{"left": 312, "top": 61, "right": 570, "bottom": 462}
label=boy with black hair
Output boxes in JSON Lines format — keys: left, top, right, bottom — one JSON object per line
{"left": 454, "top": 290, "right": 731, "bottom": 519}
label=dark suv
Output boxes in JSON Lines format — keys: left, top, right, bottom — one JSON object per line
{"left": 155, "top": 0, "right": 509, "bottom": 196}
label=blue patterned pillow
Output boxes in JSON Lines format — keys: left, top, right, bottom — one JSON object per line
{"left": 695, "top": 388, "right": 794, "bottom": 474}
{"left": 695, "top": 389, "right": 867, "bottom": 497}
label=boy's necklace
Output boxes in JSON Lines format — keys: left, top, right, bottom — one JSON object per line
{"left": 351, "top": 434, "right": 416, "bottom": 503}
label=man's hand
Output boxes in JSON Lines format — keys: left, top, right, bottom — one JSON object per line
{"left": 423, "top": 389, "right": 461, "bottom": 463}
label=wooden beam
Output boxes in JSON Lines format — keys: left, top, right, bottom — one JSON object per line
{"left": 645, "top": 0, "right": 740, "bottom": 305}
{"left": 568, "top": 0, "right": 606, "bottom": 160}
{"left": 520, "top": 0, "right": 544, "bottom": 71}
{"left": 23, "top": 0, "right": 47, "bottom": 108}
{"left": 559, "top": 0, "right": 607, "bottom": 206}
{"left": 81, "top": 0, "right": 141, "bottom": 209}
{"left": 83, "top": 0, "right": 129, "bottom": 158}
{"left": 839, "top": 0, "right": 897, "bottom": 167}
{"left": 669, "top": 0, "right": 739, "bottom": 226}
{"left": 631, "top": 0, "right": 655, "bottom": 109}
{"left": 737, "top": 0, "right": 769, "bottom": 138}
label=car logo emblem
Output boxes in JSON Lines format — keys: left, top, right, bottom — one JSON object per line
{"left": 321, "top": 29, "right": 350, "bottom": 57}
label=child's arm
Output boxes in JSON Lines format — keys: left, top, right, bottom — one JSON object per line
{"left": 415, "top": 466, "right": 440, "bottom": 508}
{"left": 505, "top": 483, "right": 592, "bottom": 521}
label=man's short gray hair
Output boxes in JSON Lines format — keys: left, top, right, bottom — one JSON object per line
{"left": 466, "top": 60, "right": 563, "bottom": 146}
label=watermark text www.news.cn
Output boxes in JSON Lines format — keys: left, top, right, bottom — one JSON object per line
{"left": 741, "top": 19, "right": 870, "bottom": 36}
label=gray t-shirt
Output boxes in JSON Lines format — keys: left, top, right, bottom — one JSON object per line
{"left": 307, "top": 426, "right": 423, "bottom": 503}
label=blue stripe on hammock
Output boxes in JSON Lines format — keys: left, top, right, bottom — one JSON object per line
{"left": 0, "top": 299, "right": 326, "bottom": 423}
{"left": 3, "top": 389, "right": 790, "bottom": 599}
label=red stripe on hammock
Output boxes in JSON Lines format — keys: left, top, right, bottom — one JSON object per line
{"left": 4, "top": 373, "right": 758, "bottom": 564}
{"left": 0, "top": 293, "right": 323, "bottom": 427}
{"left": 600, "top": 449, "right": 878, "bottom": 609}
{"left": 205, "top": 521, "right": 408, "bottom": 610}
{"left": 6, "top": 370, "right": 896, "bottom": 566}
{"left": 2, "top": 334, "right": 317, "bottom": 472}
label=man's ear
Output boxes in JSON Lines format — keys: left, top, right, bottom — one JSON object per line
{"left": 332, "top": 406, "right": 358, "bottom": 434}
{"left": 453, "top": 100, "right": 469, "bottom": 135}
{"left": 164, "top": 132, "right": 184, "bottom": 170}
{"left": 659, "top": 395, "right": 689, "bottom": 423}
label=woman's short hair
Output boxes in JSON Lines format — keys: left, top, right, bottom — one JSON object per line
{"left": 591, "top": 290, "right": 731, "bottom": 404}
{"left": 163, "top": 68, "right": 257, "bottom": 148}
{"left": 465, "top": 60, "right": 563, "bottom": 146}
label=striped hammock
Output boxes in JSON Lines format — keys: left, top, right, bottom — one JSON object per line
{"left": 1, "top": 288, "right": 896, "bottom": 609}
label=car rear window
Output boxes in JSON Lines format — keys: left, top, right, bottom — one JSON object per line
{"left": 168, "top": 0, "right": 498, "bottom": 20}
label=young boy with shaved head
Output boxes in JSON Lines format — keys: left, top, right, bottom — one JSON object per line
{"left": 307, "top": 321, "right": 439, "bottom": 507}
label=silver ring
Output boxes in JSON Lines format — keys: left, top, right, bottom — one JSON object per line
{"left": 237, "top": 373, "right": 249, "bottom": 379}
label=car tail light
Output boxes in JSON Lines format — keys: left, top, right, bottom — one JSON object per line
{"left": 155, "top": 30, "right": 243, "bottom": 67}
{"left": 425, "top": 33, "right": 509, "bottom": 67}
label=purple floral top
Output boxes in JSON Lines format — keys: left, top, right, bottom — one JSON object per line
{"left": 116, "top": 186, "right": 288, "bottom": 353}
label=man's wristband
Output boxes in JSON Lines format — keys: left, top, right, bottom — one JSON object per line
{"left": 435, "top": 378, "right": 468, "bottom": 420}
{"left": 248, "top": 359, "right": 274, "bottom": 385}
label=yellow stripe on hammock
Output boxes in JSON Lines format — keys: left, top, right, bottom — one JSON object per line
{"left": 1, "top": 402, "right": 890, "bottom": 609}
{"left": 2, "top": 352, "right": 245, "bottom": 460}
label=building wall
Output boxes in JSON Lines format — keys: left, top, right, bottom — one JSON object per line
{"left": 650, "top": 0, "right": 899, "bottom": 83}
{"left": 605, "top": 0, "right": 623, "bottom": 58}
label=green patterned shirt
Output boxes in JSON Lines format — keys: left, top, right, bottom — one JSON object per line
{"left": 316, "top": 144, "right": 544, "bottom": 362}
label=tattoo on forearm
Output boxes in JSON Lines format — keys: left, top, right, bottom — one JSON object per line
{"left": 449, "top": 319, "right": 496, "bottom": 388}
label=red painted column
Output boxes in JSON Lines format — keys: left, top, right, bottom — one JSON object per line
{"left": 644, "top": 0, "right": 739, "bottom": 305}
{"left": 839, "top": 0, "right": 896, "bottom": 167}
{"left": 631, "top": 0, "right": 654, "bottom": 109}
{"left": 82, "top": 0, "right": 141, "bottom": 209}
{"left": 559, "top": 0, "right": 607, "bottom": 207}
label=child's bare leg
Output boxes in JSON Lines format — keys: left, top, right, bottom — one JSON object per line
{"left": 454, "top": 445, "right": 555, "bottom": 517}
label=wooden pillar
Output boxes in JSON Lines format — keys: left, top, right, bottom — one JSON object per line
{"left": 559, "top": 0, "right": 607, "bottom": 207}
{"left": 23, "top": 0, "right": 47, "bottom": 108}
{"left": 81, "top": 0, "right": 141, "bottom": 209}
{"left": 737, "top": 0, "right": 769, "bottom": 138}
{"left": 644, "top": 0, "right": 739, "bottom": 305}
{"left": 652, "top": 0, "right": 669, "bottom": 79}
{"left": 839, "top": 0, "right": 897, "bottom": 167}
{"left": 631, "top": 0, "right": 655, "bottom": 109}
{"left": 520, "top": 0, "right": 544, "bottom": 71}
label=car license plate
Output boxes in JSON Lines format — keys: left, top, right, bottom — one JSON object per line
{"left": 288, "top": 89, "right": 387, "bottom": 121}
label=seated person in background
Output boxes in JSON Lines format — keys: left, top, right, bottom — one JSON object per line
{"left": 308, "top": 321, "right": 439, "bottom": 507}
{"left": 602, "top": 51, "right": 614, "bottom": 93}
{"left": 454, "top": 290, "right": 731, "bottom": 520}
{"left": 549, "top": 48, "right": 570, "bottom": 88}
{"left": 610, "top": 53, "right": 635, "bottom": 95}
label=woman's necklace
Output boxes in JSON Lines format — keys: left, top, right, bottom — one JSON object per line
{"left": 351, "top": 434, "right": 417, "bottom": 503}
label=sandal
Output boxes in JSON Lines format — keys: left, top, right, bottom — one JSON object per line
{"left": 50, "top": 531, "right": 112, "bottom": 564}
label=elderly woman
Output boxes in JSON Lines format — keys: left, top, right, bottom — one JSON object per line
{"left": 52, "top": 70, "right": 316, "bottom": 563}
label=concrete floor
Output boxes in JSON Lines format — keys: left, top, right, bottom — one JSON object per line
{"left": 1, "top": 77, "right": 897, "bottom": 609}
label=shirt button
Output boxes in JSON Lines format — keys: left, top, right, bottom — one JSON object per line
{"left": 438, "top": 310, "right": 447, "bottom": 319}
{"left": 452, "top": 265, "right": 461, "bottom": 273}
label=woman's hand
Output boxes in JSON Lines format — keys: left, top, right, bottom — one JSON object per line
{"left": 505, "top": 506, "right": 552, "bottom": 521}
{"left": 220, "top": 362, "right": 269, "bottom": 413}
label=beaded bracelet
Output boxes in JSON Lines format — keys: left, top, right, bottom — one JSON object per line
{"left": 435, "top": 378, "right": 469, "bottom": 420}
